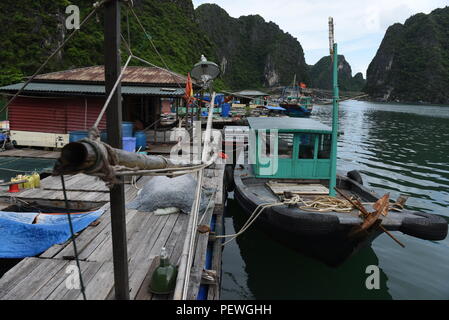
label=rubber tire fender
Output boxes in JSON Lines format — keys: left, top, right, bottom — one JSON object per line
{"left": 347, "top": 170, "right": 363, "bottom": 185}
{"left": 400, "top": 212, "right": 448, "bottom": 241}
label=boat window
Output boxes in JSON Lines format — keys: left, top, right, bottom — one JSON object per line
{"left": 318, "top": 134, "right": 332, "bottom": 159}
{"left": 298, "top": 134, "right": 316, "bottom": 159}
{"left": 278, "top": 133, "right": 294, "bottom": 158}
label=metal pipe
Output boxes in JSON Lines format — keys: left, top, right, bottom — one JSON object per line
{"left": 329, "top": 42, "right": 339, "bottom": 197}
{"left": 104, "top": 0, "right": 129, "bottom": 300}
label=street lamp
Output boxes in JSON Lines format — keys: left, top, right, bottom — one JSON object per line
{"left": 190, "top": 55, "right": 220, "bottom": 88}
{"left": 190, "top": 55, "right": 220, "bottom": 120}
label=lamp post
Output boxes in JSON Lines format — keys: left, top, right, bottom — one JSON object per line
{"left": 190, "top": 55, "right": 220, "bottom": 121}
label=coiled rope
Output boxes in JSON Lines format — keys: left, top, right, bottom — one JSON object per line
{"left": 218, "top": 195, "right": 354, "bottom": 245}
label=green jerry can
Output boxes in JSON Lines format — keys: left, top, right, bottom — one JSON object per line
{"left": 149, "top": 247, "right": 178, "bottom": 294}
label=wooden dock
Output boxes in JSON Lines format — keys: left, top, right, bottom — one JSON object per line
{"left": 0, "top": 160, "right": 225, "bottom": 300}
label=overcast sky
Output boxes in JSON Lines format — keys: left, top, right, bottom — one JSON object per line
{"left": 192, "top": 0, "right": 448, "bottom": 77}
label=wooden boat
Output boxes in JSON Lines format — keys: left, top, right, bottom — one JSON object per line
{"left": 231, "top": 117, "right": 448, "bottom": 266}
{"left": 279, "top": 76, "right": 313, "bottom": 117}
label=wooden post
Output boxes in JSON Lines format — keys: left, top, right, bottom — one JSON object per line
{"left": 104, "top": 0, "right": 130, "bottom": 300}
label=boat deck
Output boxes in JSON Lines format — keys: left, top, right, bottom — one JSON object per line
{"left": 0, "top": 161, "right": 225, "bottom": 300}
{"left": 236, "top": 165, "right": 419, "bottom": 227}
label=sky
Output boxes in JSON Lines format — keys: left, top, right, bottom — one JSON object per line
{"left": 192, "top": 0, "right": 448, "bottom": 77}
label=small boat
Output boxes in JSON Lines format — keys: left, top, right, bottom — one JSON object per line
{"left": 0, "top": 207, "right": 104, "bottom": 258}
{"left": 232, "top": 117, "right": 448, "bottom": 266}
{"left": 279, "top": 75, "right": 313, "bottom": 117}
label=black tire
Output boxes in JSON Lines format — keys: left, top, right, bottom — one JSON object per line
{"left": 224, "top": 165, "right": 235, "bottom": 192}
{"left": 5, "top": 142, "right": 14, "bottom": 150}
{"left": 400, "top": 212, "right": 448, "bottom": 241}
{"left": 347, "top": 170, "right": 363, "bottom": 185}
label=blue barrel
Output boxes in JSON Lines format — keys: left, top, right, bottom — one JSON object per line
{"left": 69, "top": 131, "right": 88, "bottom": 143}
{"left": 100, "top": 131, "right": 108, "bottom": 143}
{"left": 122, "top": 137, "right": 136, "bottom": 152}
{"left": 134, "top": 131, "right": 147, "bottom": 151}
{"left": 122, "top": 122, "right": 134, "bottom": 137}
{"left": 221, "top": 103, "right": 231, "bottom": 117}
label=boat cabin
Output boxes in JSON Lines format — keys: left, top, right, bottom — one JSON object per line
{"left": 248, "top": 117, "right": 333, "bottom": 180}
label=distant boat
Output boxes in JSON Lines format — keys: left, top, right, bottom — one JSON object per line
{"left": 279, "top": 75, "right": 313, "bottom": 117}
{"left": 0, "top": 208, "right": 104, "bottom": 258}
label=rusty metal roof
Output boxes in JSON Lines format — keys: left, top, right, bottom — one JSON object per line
{"left": 33, "top": 65, "right": 188, "bottom": 86}
{"left": 0, "top": 82, "right": 185, "bottom": 97}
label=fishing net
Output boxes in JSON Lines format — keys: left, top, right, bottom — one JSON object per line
{"left": 126, "top": 174, "right": 212, "bottom": 214}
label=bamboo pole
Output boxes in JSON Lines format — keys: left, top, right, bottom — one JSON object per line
{"left": 173, "top": 92, "right": 216, "bottom": 300}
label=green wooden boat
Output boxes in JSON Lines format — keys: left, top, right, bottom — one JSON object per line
{"left": 232, "top": 117, "right": 448, "bottom": 266}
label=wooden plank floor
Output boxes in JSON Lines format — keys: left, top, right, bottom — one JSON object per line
{"left": 0, "top": 163, "right": 225, "bottom": 300}
{"left": 0, "top": 149, "right": 60, "bottom": 159}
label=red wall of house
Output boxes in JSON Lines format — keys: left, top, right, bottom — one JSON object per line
{"left": 9, "top": 97, "right": 107, "bottom": 133}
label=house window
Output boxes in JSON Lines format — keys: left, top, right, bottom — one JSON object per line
{"left": 278, "top": 133, "right": 294, "bottom": 158}
{"left": 318, "top": 134, "right": 332, "bottom": 159}
{"left": 298, "top": 134, "right": 316, "bottom": 159}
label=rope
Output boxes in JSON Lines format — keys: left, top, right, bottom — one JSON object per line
{"left": 61, "top": 175, "right": 87, "bottom": 300}
{"left": 93, "top": 55, "right": 133, "bottom": 128}
{"left": 127, "top": 5, "right": 185, "bottom": 91}
{"left": 0, "top": 1, "right": 105, "bottom": 115}
{"left": 219, "top": 195, "right": 354, "bottom": 245}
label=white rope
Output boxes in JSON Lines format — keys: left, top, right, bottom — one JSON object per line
{"left": 93, "top": 55, "right": 133, "bottom": 128}
{"left": 218, "top": 195, "right": 354, "bottom": 245}
{"left": 127, "top": 5, "right": 185, "bottom": 91}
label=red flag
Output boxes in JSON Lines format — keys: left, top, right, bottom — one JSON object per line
{"left": 184, "top": 73, "right": 193, "bottom": 103}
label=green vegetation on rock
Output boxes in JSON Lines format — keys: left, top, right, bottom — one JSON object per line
{"left": 309, "top": 55, "right": 365, "bottom": 92}
{"left": 365, "top": 6, "right": 449, "bottom": 104}
{"left": 0, "top": 0, "right": 215, "bottom": 86}
{"left": 195, "top": 3, "right": 309, "bottom": 90}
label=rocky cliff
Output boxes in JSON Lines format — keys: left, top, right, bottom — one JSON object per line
{"left": 365, "top": 6, "right": 449, "bottom": 104}
{"left": 309, "top": 55, "right": 365, "bottom": 92}
{"left": 195, "top": 3, "right": 309, "bottom": 90}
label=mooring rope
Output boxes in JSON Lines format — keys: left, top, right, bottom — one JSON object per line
{"left": 218, "top": 195, "right": 355, "bottom": 245}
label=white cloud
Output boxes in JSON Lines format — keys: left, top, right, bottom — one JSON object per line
{"left": 192, "top": 0, "right": 448, "bottom": 76}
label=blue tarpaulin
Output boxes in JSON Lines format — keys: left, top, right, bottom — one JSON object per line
{"left": 0, "top": 209, "right": 104, "bottom": 258}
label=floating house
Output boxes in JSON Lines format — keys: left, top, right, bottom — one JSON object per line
{"left": 0, "top": 66, "right": 188, "bottom": 148}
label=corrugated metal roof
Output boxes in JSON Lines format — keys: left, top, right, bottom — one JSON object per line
{"left": 248, "top": 117, "right": 332, "bottom": 133}
{"left": 32, "top": 65, "right": 188, "bottom": 85}
{"left": 0, "top": 82, "right": 185, "bottom": 96}
{"left": 232, "top": 90, "right": 269, "bottom": 97}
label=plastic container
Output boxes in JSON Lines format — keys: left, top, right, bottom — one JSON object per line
{"left": 32, "top": 172, "right": 41, "bottom": 188}
{"left": 100, "top": 131, "right": 108, "bottom": 143}
{"left": 69, "top": 131, "right": 88, "bottom": 143}
{"left": 122, "top": 137, "right": 136, "bottom": 152}
{"left": 134, "top": 131, "right": 147, "bottom": 151}
{"left": 122, "top": 122, "right": 134, "bottom": 137}
{"left": 221, "top": 103, "right": 231, "bottom": 117}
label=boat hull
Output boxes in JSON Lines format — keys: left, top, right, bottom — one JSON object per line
{"left": 232, "top": 165, "right": 448, "bottom": 267}
{"left": 280, "top": 103, "right": 312, "bottom": 117}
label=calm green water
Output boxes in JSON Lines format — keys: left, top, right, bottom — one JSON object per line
{"left": 221, "top": 100, "right": 449, "bottom": 300}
